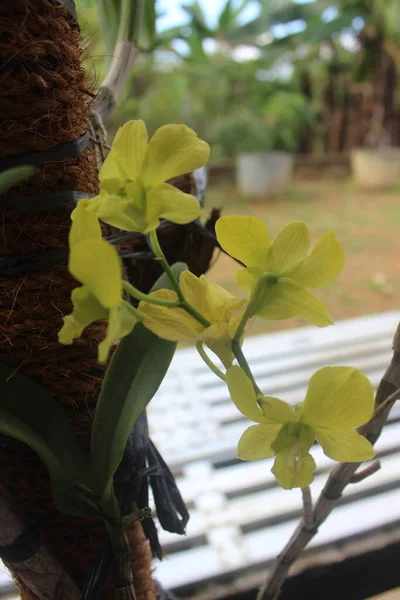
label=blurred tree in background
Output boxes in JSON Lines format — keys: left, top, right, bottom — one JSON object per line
{"left": 76, "top": 0, "right": 400, "bottom": 157}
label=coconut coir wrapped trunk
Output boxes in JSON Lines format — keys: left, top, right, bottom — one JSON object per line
{"left": 0, "top": 1, "right": 155, "bottom": 598}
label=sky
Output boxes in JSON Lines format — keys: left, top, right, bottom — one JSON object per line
{"left": 155, "top": 0, "right": 324, "bottom": 61}
{"left": 156, "top": 0, "right": 260, "bottom": 31}
{"left": 156, "top": 0, "right": 320, "bottom": 32}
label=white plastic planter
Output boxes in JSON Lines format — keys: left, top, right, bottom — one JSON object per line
{"left": 351, "top": 148, "right": 400, "bottom": 189}
{"left": 236, "top": 151, "right": 294, "bottom": 197}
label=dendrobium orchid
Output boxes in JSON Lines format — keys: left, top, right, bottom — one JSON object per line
{"left": 58, "top": 199, "right": 140, "bottom": 362}
{"left": 139, "top": 270, "right": 245, "bottom": 367}
{"left": 226, "top": 365, "right": 375, "bottom": 489}
{"left": 89, "top": 120, "right": 210, "bottom": 233}
{"left": 215, "top": 215, "right": 344, "bottom": 327}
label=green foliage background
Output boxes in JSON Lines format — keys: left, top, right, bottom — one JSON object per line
{"left": 75, "top": 0, "right": 400, "bottom": 157}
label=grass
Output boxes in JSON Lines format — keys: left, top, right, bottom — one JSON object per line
{"left": 202, "top": 177, "right": 400, "bottom": 336}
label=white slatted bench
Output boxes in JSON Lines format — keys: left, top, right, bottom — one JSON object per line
{"left": 1, "top": 311, "right": 400, "bottom": 599}
{"left": 149, "top": 311, "right": 400, "bottom": 597}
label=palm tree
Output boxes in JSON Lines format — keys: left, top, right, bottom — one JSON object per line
{"left": 256, "top": 0, "right": 400, "bottom": 151}
{"left": 161, "top": 0, "right": 267, "bottom": 63}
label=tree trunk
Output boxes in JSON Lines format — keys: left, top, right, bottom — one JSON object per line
{"left": 0, "top": 1, "right": 155, "bottom": 598}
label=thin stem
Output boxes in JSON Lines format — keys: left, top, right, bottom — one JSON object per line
{"left": 350, "top": 460, "right": 381, "bottom": 484}
{"left": 196, "top": 342, "right": 226, "bottom": 382}
{"left": 257, "top": 325, "right": 400, "bottom": 600}
{"left": 148, "top": 229, "right": 211, "bottom": 328}
{"left": 232, "top": 340, "right": 263, "bottom": 396}
{"left": 301, "top": 487, "right": 313, "bottom": 531}
{"left": 149, "top": 230, "right": 184, "bottom": 300}
{"left": 123, "top": 281, "right": 180, "bottom": 308}
{"left": 233, "top": 299, "right": 255, "bottom": 344}
{"left": 257, "top": 387, "right": 400, "bottom": 600}
{"left": 182, "top": 301, "right": 211, "bottom": 328}
{"left": 233, "top": 273, "right": 276, "bottom": 344}
{"left": 123, "top": 300, "right": 145, "bottom": 322}
{"left": 231, "top": 273, "right": 276, "bottom": 397}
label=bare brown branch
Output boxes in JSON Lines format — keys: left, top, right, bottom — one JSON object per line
{"left": 350, "top": 460, "right": 381, "bottom": 483}
{"left": 256, "top": 322, "right": 400, "bottom": 600}
{"left": 301, "top": 487, "right": 313, "bottom": 531}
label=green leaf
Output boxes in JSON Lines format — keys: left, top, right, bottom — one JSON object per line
{"left": 0, "top": 363, "right": 99, "bottom": 519}
{"left": 91, "top": 263, "right": 187, "bottom": 493}
{"left": 0, "top": 166, "right": 34, "bottom": 193}
{"left": 140, "top": 0, "right": 157, "bottom": 50}
{"left": 218, "top": 0, "right": 234, "bottom": 30}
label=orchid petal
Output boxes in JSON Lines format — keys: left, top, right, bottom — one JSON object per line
{"left": 316, "top": 429, "right": 375, "bottom": 462}
{"left": 202, "top": 329, "right": 235, "bottom": 369}
{"left": 236, "top": 267, "right": 264, "bottom": 292}
{"left": 255, "top": 278, "right": 333, "bottom": 327}
{"left": 139, "top": 289, "right": 204, "bottom": 341}
{"left": 100, "top": 120, "right": 148, "bottom": 182}
{"left": 90, "top": 193, "right": 144, "bottom": 232}
{"left": 266, "top": 221, "right": 310, "bottom": 274}
{"left": 270, "top": 422, "right": 316, "bottom": 489}
{"left": 237, "top": 424, "right": 281, "bottom": 460}
{"left": 146, "top": 183, "right": 200, "bottom": 231}
{"left": 58, "top": 286, "right": 107, "bottom": 345}
{"left": 216, "top": 216, "right": 270, "bottom": 269}
{"left": 259, "top": 397, "right": 297, "bottom": 423}
{"left": 100, "top": 178, "right": 122, "bottom": 195}
{"left": 69, "top": 239, "right": 122, "bottom": 308}
{"left": 285, "top": 231, "right": 344, "bottom": 287}
{"left": 69, "top": 198, "right": 102, "bottom": 248}
{"left": 202, "top": 276, "right": 241, "bottom": 320}
{"left": 302, "top": 366, "right": 374, "bottom": 429}
{"left": 226, "top": 366, "right": 266, "bottom": 423}
{"left": 98, "top": 302, "right": 139, "bottom": 363}
{"left": 179, "top": 271, "right": 209, "bottom": 315}
{"left": 142, "top": 124, "right": 209, "bottom": 187}
{"left": 272, "top": 450, "right": 316, "bottom": 489}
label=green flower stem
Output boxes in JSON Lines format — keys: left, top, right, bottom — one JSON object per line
{"left": 231, "top": 273, "right": 276, "bottom": 397}
{"left": 182, "top": 301, "right": 211, "bottom": 328}
{"left": 149, "top": 229, "right": 211, "bottom": 328}
{"left": 123, "top": 281, "right": 180, "bottom": 308}
{"left": 233, "top": 273, "right": 276, "bottom": 343}
{"left": 124, "top": 300, "right": 145, "bottom": 322}
{"left": 149, "top": 229, "right": 184, "bottom": 300}
{"left": 231, "top": 340, "right": 263, "bottom": 397}
{"left": 196, "top": 342, "right": 226, "bottom": 382}
{"left": 233, "top": 300, "right": 255, "bottom": 344}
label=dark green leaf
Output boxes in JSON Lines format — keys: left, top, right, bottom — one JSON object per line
{"left": 91, "top": 263, "right": 188, "bottom": 493}
{"left": 182, "top": 1, "right": 212, "bottom": 36}
{"left": 0, "top": 166, "right": 34, "bottom": 193}
{"left": 0, "top": 363, "right": 99, "bottom": 518}
{"left": 218, "top": 0, "right": 234, "bottom": 30}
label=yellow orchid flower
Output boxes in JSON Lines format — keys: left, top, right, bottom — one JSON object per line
{"left": 139, "top": 270, "right": 245, "bottom": 368}
{"left": 215, "top": 215, "right": 344, "bottom": 327}
{"left": 226, "top": 365, "right": 375, "bottom": 489}
{"left": 89, "top": 120, "right": 210, "bottom": 233}
{"left": 58, "top": 199, "right": 139, "bottom": 362}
